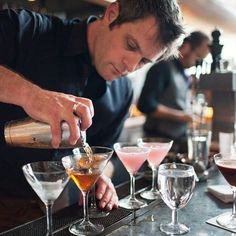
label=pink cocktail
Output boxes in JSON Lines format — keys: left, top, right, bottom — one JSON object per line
{"left": 114, "top": 143, "right": 150, "bottom": 209}
{"left": 143, "top": 142, "right": 172, "bottom": 168}
{"left": 115, "top": 146, "right": 148, "bottom": 175}
{"left": 138, "top": 138, "right": 173, "bottom": 200}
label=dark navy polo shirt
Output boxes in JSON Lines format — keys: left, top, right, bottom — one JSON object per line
{"left": 0, "top": 9, "right": 133, "bottom": 196}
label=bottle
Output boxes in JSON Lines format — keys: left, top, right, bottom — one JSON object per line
{"left": 4, "top": 117, "right": 82, "bottom": 149}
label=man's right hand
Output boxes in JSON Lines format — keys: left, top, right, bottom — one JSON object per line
{"left": 23, "top": 88, "right": 94, "bottom": 148}
{"left": 0, "top": 65, "right": 94, "bottom": 148}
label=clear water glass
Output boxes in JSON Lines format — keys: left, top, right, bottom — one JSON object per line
{"left": 158, "top": 163, "right": 196, "bottom": 235}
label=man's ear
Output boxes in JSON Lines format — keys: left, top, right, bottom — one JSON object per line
{"left": 103, "top": 2, "right": 119, "bottom": 25}
{"left": 180, "top": 43, "right": 191, "bottom": 57}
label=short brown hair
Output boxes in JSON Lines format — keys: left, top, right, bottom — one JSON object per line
{"left": 109, "top": 0, "right": 185, "bottom": 60}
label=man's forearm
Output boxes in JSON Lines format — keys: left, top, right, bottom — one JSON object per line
{"left": 0, "top": 65, "right": 39, "bottom": 108}
{"left": 152, "top": 104, "right": 192, "bottom": 123}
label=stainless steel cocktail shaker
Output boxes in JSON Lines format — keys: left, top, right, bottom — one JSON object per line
{"left": 4, "top": 117, "right": 82, "bottom": 148}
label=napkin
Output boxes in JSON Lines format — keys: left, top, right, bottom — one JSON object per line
{"left": 207, "top": 185, "right": 233, "bottom": 203}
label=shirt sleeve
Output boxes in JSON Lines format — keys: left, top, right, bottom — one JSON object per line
{"left": 137, "top": 61, "right": 170, "bottom": 114}
{"left": 0, "top": 9, "right": 69, "bottom": 67}
{"left": 0, "top": 9, "right": 19, "bottom": 65}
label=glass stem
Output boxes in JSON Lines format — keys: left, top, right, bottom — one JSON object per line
{"left": 45, "top": 202, "right": 53, "bottom": 236}
{"left": 171, "top": 209, "right": 178, "bottom": 226}
{"left": 232, "top": 188, "right": 236, "bottom": 217}
{"left": 90, "top": 185, "right": 97, "bottom": 209}
{"left": 83, "top": 191, "right": 90, "bottom": 222}
{"left": 130, "top": 174, "right": 136, "bottom": 200}
{"left": 151, "top": 168, "right": 158, "bottom": 191}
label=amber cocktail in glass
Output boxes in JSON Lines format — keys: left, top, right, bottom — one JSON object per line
{"left": 62, "top": 146, "right": 113, "bottom": 236}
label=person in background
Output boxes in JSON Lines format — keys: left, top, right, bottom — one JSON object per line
{"left": 0, "top": 0, "right": 184, "bottom": 231}
{"left": 138, "top": 31, "right": 210, "bottom": 153}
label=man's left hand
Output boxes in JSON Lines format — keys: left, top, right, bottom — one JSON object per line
{"left": 95, "top": 174, "right": 118, "bottom": 211}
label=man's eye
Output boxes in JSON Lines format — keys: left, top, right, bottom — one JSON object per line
{"left": 127, "top": 41, "right": 137, "bottom": 51}
{"left": 139, "top": 58, "right": 149, "bottom": 65}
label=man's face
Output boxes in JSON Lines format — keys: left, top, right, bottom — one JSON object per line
{"left": 89, "top": 4, "right": 164, "bottom": 81}
{"left": 181, "top": 40, "right": 209, "bottom": 68}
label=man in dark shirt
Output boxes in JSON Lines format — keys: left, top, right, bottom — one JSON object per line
{"left": 138, "top": 31, "right": 209, "bottom": 152}
{"left": 0, "top": 0, "right": 184, "bottom": 231}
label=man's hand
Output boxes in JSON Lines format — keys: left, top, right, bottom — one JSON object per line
{"left": 95, "top": 174, "right": 118, "bottom": 211}
{"left": 23, "top": 88, "right": 94, "bottom": 148}
{"left": 0, "top": 66, "right": 94, "bottom": 149}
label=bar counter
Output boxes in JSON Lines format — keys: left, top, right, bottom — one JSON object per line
{"left": 0, "top": 167, "right": 233, "bottom": 236}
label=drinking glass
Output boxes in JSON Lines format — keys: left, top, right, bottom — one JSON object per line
{"left": 72, "top": 148, "right": 109, "bottom": 218}
{"left": 187, "top": 129, "right": 211, "bottom": 180}
{"left": 22, "top": 161, "right": 69, "bottom": 236}
{"left": 62, "top": 146, "right": 113, "bottom": 236}
{"left": 158, "top": 163, "right": 196, "bottom": 235}
{"left": 114, "top": 142, "right": 150, "bottom": 209}
{"left": 137, "top": 137, "right": 173, "bottom": 200}
{"left": 214, "top": 153, "right": 236, "bottom": 229}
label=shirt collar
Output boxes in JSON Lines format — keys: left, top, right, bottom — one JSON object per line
{"left": 64, "top": 16, "right": 98, "bottom": 57}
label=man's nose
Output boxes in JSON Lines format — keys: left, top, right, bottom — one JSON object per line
{"left": 123, "top": 55, "right": 141, "bottom": 73}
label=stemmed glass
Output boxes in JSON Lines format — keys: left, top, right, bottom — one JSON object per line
{"left": 22, "top": 161, "right": 69, "bottom": 236}
{"left": 137, "top": 137, "right": 173, "bottom": 200}
{"left": 62, "top": 146, "right": 113, "bottom": 236}
{"left": 72, "top": 148, "right": 109, "bottom": 219}
{"left": 158, "top": 163, "right": 196, "bottom": 235}
{"left": 214, "top": 153, "right": 236, "bottom": 229}
{"left": 114, "top": 142, "right": 150, "bottom": 209}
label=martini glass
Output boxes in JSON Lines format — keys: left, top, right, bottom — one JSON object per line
{"left": 72, "top": 148, "right": 109, "bottom": 218}
{"left": 114, "top": 142, "right": 150, "bottom": 209}
{"left": 214, "top": 153, "right": 236, "bottom": 229}
{"left": 22, "top": 161, "right": 69, "bottom": 236}
{"left": 62, "top": 146, "right": 113, "bottom": 236}
{"left": 137, "top": 137, "right": 173, "bottom": 200}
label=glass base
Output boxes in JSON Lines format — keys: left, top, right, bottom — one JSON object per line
{"left": 69, "top": 219, "right": 104, "bottom": 236}
{"left": 89, "top": 207, "right": 110, "bottom": 219}
{"left": 119, "top": 196, "right": 148, "bottom": 210}
{"left": 160, "top": 221, "right": 189, "bottom": 235}
{"left": 140, "top": 189, "right": 161, "bottom": 200}
{"left": 216, "top": 212, "right": 236, "bottom": 229}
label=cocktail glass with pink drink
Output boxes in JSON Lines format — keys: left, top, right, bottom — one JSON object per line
{"left": 138, "top": 137, "right": 173, "bottom": 200}
{"left": 114, "top": 142, "right": 150, "bottom": 209}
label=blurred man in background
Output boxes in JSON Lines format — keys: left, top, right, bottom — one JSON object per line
{"left": 138, "top": 31, "right": 209, "bottom": 152}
